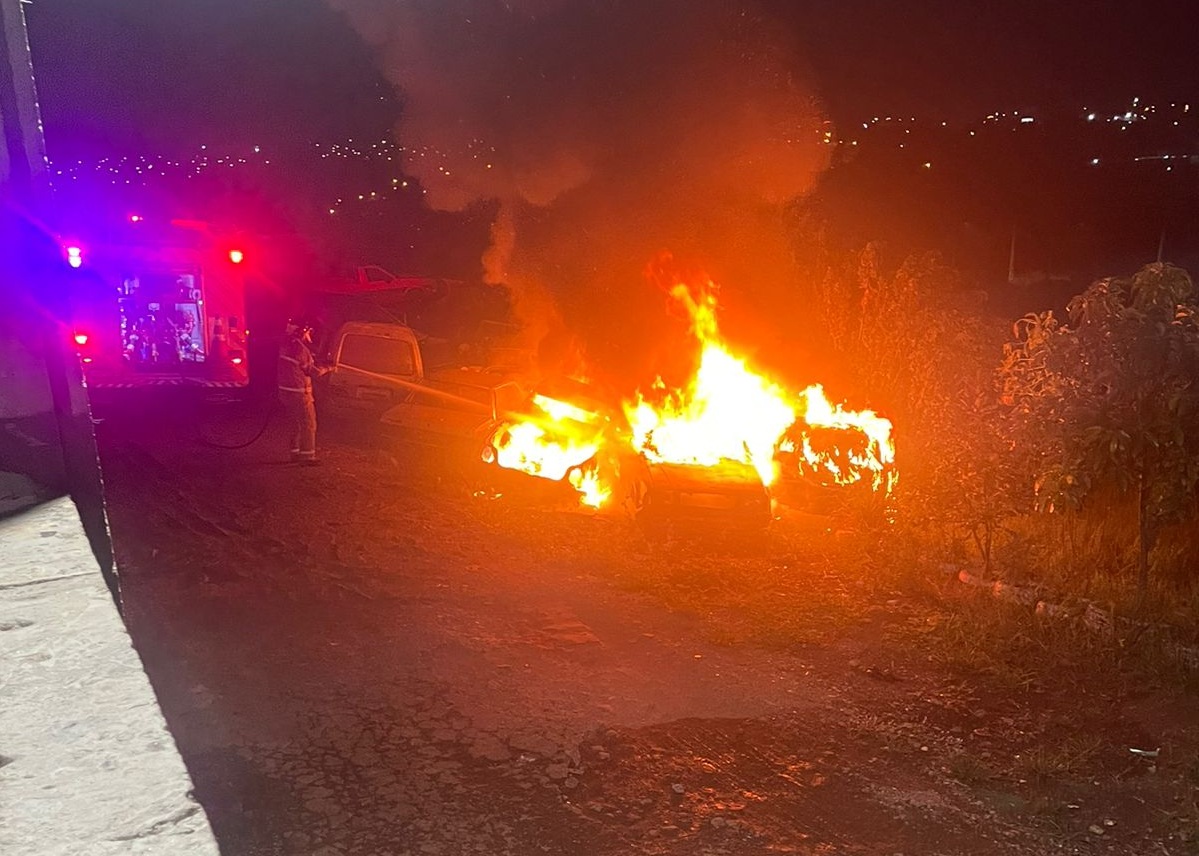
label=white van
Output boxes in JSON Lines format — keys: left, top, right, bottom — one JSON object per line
{"left": 319, "top": 321, "right": 526, "bottom": 445}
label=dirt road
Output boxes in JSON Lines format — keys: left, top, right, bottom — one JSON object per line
{"left": 96, "top": 400, "right": 1198, "bottom": 855}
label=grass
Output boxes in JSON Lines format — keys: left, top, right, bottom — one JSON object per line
{"left": 1158, "top": 779, "right": 1199, "bottom": 856}
{"left": 1012, "top": 736, "right": 1104, "bottom": 783}
{"left": 477, "top": 480, "right": 1199, "bottom": 695}
{"left": 945, "top": 752, "right": 995, "bottom": 786}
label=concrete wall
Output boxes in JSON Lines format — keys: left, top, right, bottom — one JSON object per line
{"left": 1, "top": 0, "right": 115, "bottom": 600}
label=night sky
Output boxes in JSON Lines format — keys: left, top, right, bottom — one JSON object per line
{"left": 26, "top": 0, "right": 1196, "bottom": 154}
{"left": 26, "top": 0, "right": 397, "bottom": 154}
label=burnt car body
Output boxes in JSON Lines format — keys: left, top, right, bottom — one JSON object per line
{"left": 622, "top": 456, "right": 772, "bottom": 529}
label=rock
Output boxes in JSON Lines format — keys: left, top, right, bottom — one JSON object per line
{"left": 671, "top": 783, "right": 685, "bottom": 794}
{"left": 1088, "top": 825, "right": 1105, "bottom": 836}
{"left": 564, "top": 777, "right": 579, "bottom": 789}
{"left": 710, "top": 817, "right": 727, "bottom": 828}
{"left": 546, "top": 763, "right": 570, "bottom": 780}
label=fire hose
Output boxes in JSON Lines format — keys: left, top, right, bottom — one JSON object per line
{"left": 193, "top": 363, "right": 529, "bottom": 452}
{"left": 333, "top": 363, "right": 513, "bottom": 412}
{"left": 194, "top": 397, "right": 280, "bottom": 450}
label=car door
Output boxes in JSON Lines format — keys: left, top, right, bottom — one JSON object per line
{"left": 327, "top": 329, "right": 420, "bottom": 411}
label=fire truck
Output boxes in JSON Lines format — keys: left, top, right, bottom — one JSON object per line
{"left": 61, "top": 216, "right": 251, "bottom": 390}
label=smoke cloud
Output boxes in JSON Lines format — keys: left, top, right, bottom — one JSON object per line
{"left": 328, "top": 0, "right": 831, "bottom": 382}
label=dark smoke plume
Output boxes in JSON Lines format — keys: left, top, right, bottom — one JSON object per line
{"left": 329, "top": 0, "right": 831, "bottom": 383}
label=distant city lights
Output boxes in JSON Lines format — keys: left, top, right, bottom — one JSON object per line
{"left": 46, "top": 99, "right": 1197, "bottom": 212}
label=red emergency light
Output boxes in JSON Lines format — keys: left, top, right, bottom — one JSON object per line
{"left": 65, "top": 245, "right": 83, "bottom": 268}
{"left": 73, "top": 332, "right": 89, "bottom": 346}
{"left": 228, "top": 248, "right": 245, "bottom": 264}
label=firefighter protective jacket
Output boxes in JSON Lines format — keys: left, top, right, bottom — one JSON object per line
{"left": 278, "top": 335, "right": 316, "bottom": 394}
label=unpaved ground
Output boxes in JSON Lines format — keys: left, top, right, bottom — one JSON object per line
{"left": 96, "top": 401, "right": 1199, "bottom": 855}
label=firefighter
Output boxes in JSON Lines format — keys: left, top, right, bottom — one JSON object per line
{"left": 277, "top": 319, "right": 326, "bottom": 464}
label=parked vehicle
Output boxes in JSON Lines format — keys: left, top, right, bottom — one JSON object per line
{"left": 316, "top": 320, "right": 526, "bottom": 450}
{"left": 320, "top": 266, "right": 447, "bottom": 296}
{"left": 63, "top": 216, "right": 251, "bottom": 391}
{"left": 317, "top": 321, "right": 429, "bottom": 413}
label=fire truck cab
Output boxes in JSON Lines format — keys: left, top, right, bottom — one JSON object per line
{"left": 62, "top": 217, "right": 251, "bottom": 391}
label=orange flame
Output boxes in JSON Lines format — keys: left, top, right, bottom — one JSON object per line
{"left": 624, "top": 286, "right": 795, "bottom": 486}
{"left": 624, "top": 279, "right": 895, "bottom": 496}
{"left": 791, "top": 386, "right": 896, "bottom": 491}
{"left": 568, "top": 464, "right": 611, "bottom": 509}
{"left": 487, "top": 269, "right": 896, "bottom": 509}
{"left": 488, "top": 395, "right": 609, "bottom": 505}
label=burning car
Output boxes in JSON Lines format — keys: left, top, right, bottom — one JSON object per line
{"left": 478, "top": 271, "right": 897, "bottom": 523}
{"left": 481, "top": 377, "right": 616, "bottom": 508}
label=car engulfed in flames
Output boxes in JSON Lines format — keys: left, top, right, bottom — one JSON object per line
{"left": 482, "top": 384, "right": 612, "bottom": 508}
{"left": 481, "top": 272, "right": 896, "bottom": 520}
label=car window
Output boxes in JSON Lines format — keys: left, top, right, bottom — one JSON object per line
{"left": 338, "top": 334, "right": 416, "bottom": 377}
{"left": 433, "top": 381, "right": 490, "bottom": 412}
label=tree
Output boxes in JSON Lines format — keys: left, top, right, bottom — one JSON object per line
{"left": 999, "top": 263, "right": 1199, "bottom": 597}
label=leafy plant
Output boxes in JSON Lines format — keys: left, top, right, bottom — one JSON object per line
{"left": 1000, "top": 263, "right": 1199, "bottom": 598}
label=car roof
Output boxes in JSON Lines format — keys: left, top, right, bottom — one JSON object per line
{"left": 336, "top": 322, "right": 419, "bottom": 340}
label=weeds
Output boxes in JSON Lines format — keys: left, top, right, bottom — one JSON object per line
{"left": 917, "top": 603, "right": 1044, "bottom": 692}
{"left": 946, "top": 752, "right": 994, "bottom": 786}
{"left": 1012, "top": 736, "right": 1104, "bottom": 783}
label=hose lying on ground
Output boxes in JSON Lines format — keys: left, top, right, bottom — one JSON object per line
{"left": 194, "top": 398, "right": 279, "bottom": 450}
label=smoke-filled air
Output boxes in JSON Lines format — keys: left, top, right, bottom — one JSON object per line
{"left": 327, "top": 0, "right": 832, "bottom": 383}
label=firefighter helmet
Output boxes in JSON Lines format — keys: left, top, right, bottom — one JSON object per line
{"left": 285, "top": 318, "right": 314, "bottom": 343}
